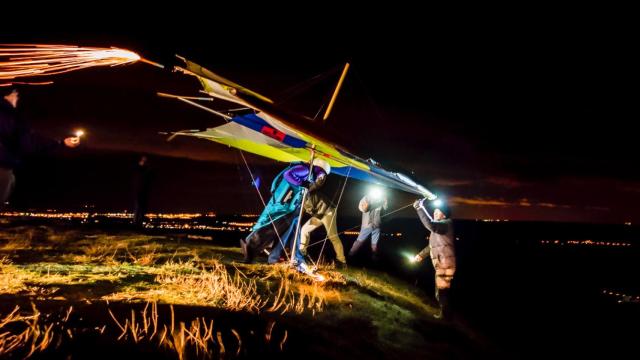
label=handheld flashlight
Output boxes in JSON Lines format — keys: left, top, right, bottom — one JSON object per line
{"left": 403, "top": 252, "right": 418, "bottom": 263}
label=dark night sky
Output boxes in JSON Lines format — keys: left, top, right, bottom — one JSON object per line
{"left": 1, "top": 8, "right": 638, "bottom": 223}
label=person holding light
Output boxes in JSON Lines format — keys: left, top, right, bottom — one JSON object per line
{"left": 0, "top": 87, "right": 81, "bottom": 206}
{"left": 349, "top": 187, "right": 388, "bottom": 262}
{"left": 412, "top": 198, "right": 456, "bottom": 320}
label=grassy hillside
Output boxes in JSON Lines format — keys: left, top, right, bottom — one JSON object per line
{"left": 0, "top": 222, "right": 491, "bottom": 359}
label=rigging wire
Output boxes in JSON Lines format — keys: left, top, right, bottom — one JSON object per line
{"left": 313, "top": 166, "right": 352, "bottom": 266}
{"left": 305, "top": 201, "right": 415, "bottom": 250}
{"left": 236, "top": 149, "right": 292, "bottom": 262}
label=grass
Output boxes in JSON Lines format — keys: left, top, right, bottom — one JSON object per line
{"left": 0, "top": 301, "right": 274, "bottom": 359}
{"left": 0, "top": 304, "right": 57, "bottom": 358}
{"left": 0, "top": 229, "right": 348, "bottom": 314}
{"left": 107, "top": 302, "right": 234, "bottom": 360}
{"left": 0, "top": 222, "right": 486, "bottom": 358}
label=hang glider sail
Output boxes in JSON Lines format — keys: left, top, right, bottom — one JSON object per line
{"left": 165, "top": 57, "right": 437, "bottom": 200}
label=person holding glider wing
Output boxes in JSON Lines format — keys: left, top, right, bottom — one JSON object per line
{"left": 412, "top": 198, "right": 456, "bottom": 320}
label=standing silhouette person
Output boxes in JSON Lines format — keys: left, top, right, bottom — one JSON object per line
{"left": 132, "top": 155, "right": 152, "bottom": 227}
{"left": 1, "top": 87, "right": 80, "bottom": 207}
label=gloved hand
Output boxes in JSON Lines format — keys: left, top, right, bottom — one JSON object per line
{"left": 413, "top": 199, "right": 422, "bottom": 210}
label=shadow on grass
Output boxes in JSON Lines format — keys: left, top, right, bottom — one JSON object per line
{"left": 25, "top": 273, "right": 158, "bottom": 300}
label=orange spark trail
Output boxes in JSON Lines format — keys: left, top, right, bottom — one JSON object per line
{"left": 0, "top": 44, "right": 141, "bottom": 85}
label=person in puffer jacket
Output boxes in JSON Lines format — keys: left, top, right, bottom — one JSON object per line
{"left": 412, "top": 198, "right": 456, "bottom": 320}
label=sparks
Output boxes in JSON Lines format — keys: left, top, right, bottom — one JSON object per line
{"left": 0, "top": 44, "right": 141, "bottom": 84}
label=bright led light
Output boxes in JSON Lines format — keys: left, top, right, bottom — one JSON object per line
{"left": 75, "top": 130, "right": 84, "bottom": 137}
{"left": 402, "top": 252, "right": 417, "bottom": 263}
{"left": 369, "top": 187, "right": 383, "bottom": 200}
{"left": 433, "top": 199, "right": 443, "bottom": 208}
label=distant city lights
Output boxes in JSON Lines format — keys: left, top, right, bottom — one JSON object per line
{"left": 0, "top": 211, "right": 257, "bottom": 232}
{"left": 602, "top": 289, "right": 640, "bottom": 304}
{"left": 540, "top": 239, "right": 632, "bottom": 247}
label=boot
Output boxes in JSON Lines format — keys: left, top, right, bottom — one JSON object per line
{"left": 371, "top": 245, "right": 379, "bottom": 262}
{"left": 435, "top": 288, "right": 452, "bottom": 320}
{"left": 239, "top": 239, "right": 253, "bottom": 264}
{"left": 334, "top": 261, "right": 348, "bottom": 270}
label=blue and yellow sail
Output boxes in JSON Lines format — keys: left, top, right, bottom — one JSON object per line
{"left": 170, "top": 58, "right": 437, "bottom": 200}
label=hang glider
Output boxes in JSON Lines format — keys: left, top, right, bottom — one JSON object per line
{"left": 163, "top": 57, "right": 437, "bottom": 200}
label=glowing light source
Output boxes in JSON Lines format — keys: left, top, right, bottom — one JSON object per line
{"left": 0, "top": 44, "right": 141, "bottom": 85}
{"left": 368, "top": 187, "right": 384, "bottom": 200}
{"left": 433, "top": 199, "right": 443, "bottom": 208}
{"left": 402, "top": 252, "right": 418, "bottom": 263}
{"left": 75, "top": 129, "right": 85, "bottom": 138}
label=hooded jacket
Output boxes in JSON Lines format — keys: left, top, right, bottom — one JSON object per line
{"left": 252, "top": 165, "right": 304, "bottom": 231}
{"left": 415, "top": 204, "right": 455, "bottom": 260}
{"left": 359, "top": 195, "right": 387, "bottom": 229}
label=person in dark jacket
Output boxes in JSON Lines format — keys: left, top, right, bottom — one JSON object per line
{"left": 412, "top": 198, "right": 456, "bottom": 319}
{"left": 294, "top": 159, "right": 346, "bottom": 268}
{"left": 349, "top": 189, "right": 388, "bottom": 261}
{"left": 0, "top": 87, "right": 80, "bottom": 207}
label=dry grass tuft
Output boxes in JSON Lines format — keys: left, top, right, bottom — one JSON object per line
{"left": 109, "top": 302, "right": 250, "bottom": 359}
{"left": 0, "top": 304, "right": 59, "bottom": 358}
{"left": 0, "top": 257, "right": 27, "bottom": 293}
{"left": 126, "top": 243, "right": 161, "bottom": 266}
{"left": 81, "top": 242, "right": 126, "bottom": 264}
{"left": 155, "top": 261, "right": 266, "bottom": 311}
